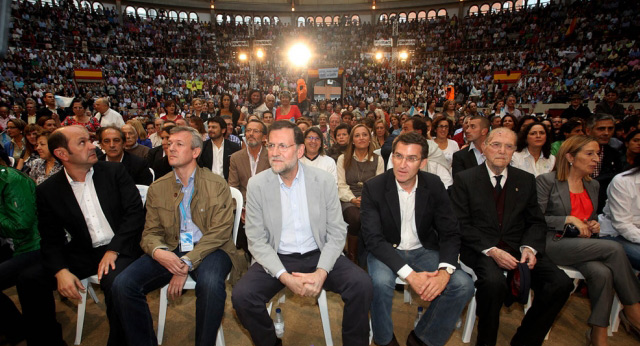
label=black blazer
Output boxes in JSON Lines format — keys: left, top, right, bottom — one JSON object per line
{"left": 36, "top": 161, "right": 145, "bottom": 275}
{"left": 146, "top": 146, "right": 173, "bottom": 181}
{"left": 361, "top": 170, "right": 461, "bottom": 272}
{"left": 198, "top": 138, "right": 241, "bottom": 180}
{"left": 594, "top": 144, "right": 623, "bottom": 213}
{"left": 450, "top": 163, "right": 547, "bottom": 257}
{"left": 98, "top": 151, "right": 153, "bottom": 186}
{"left": 452, "top": 146, "right": 480, "bottom": 178}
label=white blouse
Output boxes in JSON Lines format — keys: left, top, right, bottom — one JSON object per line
{"left": 599, "top": 171, "right": 640, "bottom": 243}
{"left": 510, "top": 148, "right": 555, "bottom": 177}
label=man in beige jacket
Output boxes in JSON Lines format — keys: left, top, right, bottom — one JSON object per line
{"left": 112, "top": 126, "right": 245, "bottom": 346}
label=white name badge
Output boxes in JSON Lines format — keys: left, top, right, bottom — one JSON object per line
{"left": 180, "top": 231, "right": 194, "bottom": 252}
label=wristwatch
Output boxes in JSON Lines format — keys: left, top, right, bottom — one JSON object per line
{"left": 438, "top": 266, "right": 455, "bottom": 275}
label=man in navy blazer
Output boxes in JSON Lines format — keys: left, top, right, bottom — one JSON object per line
{"left": 361, "top": 132, "right": 473, "bottom": 346}
{"left": 198, "top": 116, "right": 241, "bottom": 180}
{"left": 17, "top": 126, "right": 145, "bottom": 346}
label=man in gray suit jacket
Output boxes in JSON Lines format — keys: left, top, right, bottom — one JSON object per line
{"left": 232, "top": 121, "right": 373, "bottom": 346}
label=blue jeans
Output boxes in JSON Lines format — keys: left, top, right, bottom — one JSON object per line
{"left": 112, "top": 249, "right": 231, "bottom": 346}
{"left": 367, "top": 248, "right": 474, "bottom": 346}
{"left": 601, "top": 235, "right": 640, "bottom": 271}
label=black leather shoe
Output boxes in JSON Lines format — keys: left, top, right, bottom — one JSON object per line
{"left": 376, "top": 334, "right": 399, "bottom": 346}
{"left": 406, "top": 330, "right": 427, "bottom": 346}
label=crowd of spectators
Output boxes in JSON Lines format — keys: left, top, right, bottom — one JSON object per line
{"left": 1, "top": 0, "right": 639, "bottom": 121}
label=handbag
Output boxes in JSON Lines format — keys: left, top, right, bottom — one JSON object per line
{"left": 553, "top": 223, "right": 599, "bottom": 241}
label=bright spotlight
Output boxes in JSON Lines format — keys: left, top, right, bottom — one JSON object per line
{"left": 399, "top": 51, "right": 408, "bottom": 61}
{"left": 238, "top": 53, "right": 248, "bottom": 61}
{"left": 288, "top": 43, "right": 311, "bottom": 67}
{"left": 375, "top": 52, "right": 383, "bottom": 61}
{"left": 256, "top": 49, "right": 265, "bottom": 59}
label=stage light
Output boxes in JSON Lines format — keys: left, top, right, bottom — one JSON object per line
{"left": 375, "top": 52, "right": 383, "bottom": 60}
{"left": 288, "top": 43, "right": 311, "bottom": 67}
{"left": 238, "top": 53, "right": 248, "bottom": 61}
{"left": 399, "top": 51, "right": 408, "bottom": 61}
{"left": 256, "top": 49, "right": 264, "bottom": 59}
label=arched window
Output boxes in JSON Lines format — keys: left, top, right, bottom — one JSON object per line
{"left": 274, "top": 16, "right": 280, "bottom": 24}
{"left": 297, "top": 17, "right": 305, "bottom": 27}
{"left": 80, "top": 0, "right": 90, "bottom": 9}
{"left": 235, "top": 15, "right": 243, "bottom": 24}
{"left": 125, "top": 6, "right": 135, "bottom": 16}
{"left": 254, "top": 17, "right": 261, "bottom": 25}
{"left": 427, "top": 10, "right": 436, "bottom": 20}
{"left": 263, "top": 17, "right": 270, "bottom": 25}
{"left": 491, "top": 2, "right": 502, "bottom": 13}
{"left": 503, "top": 1, "right": 513, "bottom": 10}
{"left": 315, "top": 16, "right": 322, "bottom": 26}
{"left": 351, "top": 15, "right": 360, "bottom": 26}
{"left": 189, "top": 13, "right": 197, "bottom": 22}
{"left": 398, "top": 12, "right": 407, "bottom": 23}
{"left": 333, "top": 15, "right": 340, "bottom": 24}
{"left": 379, "top": 14, "right": 388, "bottom": 22}
{"left": 92, "top": 2, "right": 103, "bottom": 11}
{"left": 324, "top": 16, "right": 332, "bottom": 26}
{"left": 216, "top": 14, "right": 223, "bottom": 24}
{"left": 527, "top": 0, "right": 538, "bottom": 8}
{"left": 388, "top": 13, "right": 396, "bottom": 22}
{"left": 179, "top": 12, "right": 188, "bottom": 21}
{"left": 244, "top": 16, "right": 251, "bottom": 24}
{"left": 169, "top": 11, "right": 178, "bottom": 20}
{"left": 540, "top": 0, "right": 550, "bottom": 6}
{"left": 417, "top": 11, "right": 426, "bottom": 21}
{"left": 307, "top": 17, "right": 314, "bottom": 25}
{"left": 408, "top": 12, "right": 417, "bottom": 22}
{"left": 137, "top": 7, "right": 146, "bottom": 18}
{"left": 480, "top": 4, "right": 490, "bottom": 13}
{"left": 469, "top": 5, "right": 479, "bottom": 15}
{"left": 515, "top": 0, "right": 524, "bottom": 9}
{"left": 437, "top": 9, "right": 447, "bottom": 17}
{"left": 72, "top": 0, "right": 80, "bottom": 8}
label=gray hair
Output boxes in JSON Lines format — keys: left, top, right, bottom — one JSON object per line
{"left": 170, "top": 126, "right": 203, "bottom": 150}
{"left": 586, "top": 113, "right": 615, "bottom": 130}
{"left": 96, "top": 97, "right": 110, "bottom": 108}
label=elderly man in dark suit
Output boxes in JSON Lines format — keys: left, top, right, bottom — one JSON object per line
{"left": 451, "top": 116, "right": 490, "bottom": 178}
{"left": 17, "top": 126, "right": 145, "bottom": 346}
{"left": 198, "top": 116, "right": 241, "bottom": 180}
{"left": 361, "top": 132, "right": 473, "bottom": 346}
{"left": 98, "top": 126, "right": 153, "bottom": 185}
{"left": 451, "top": 128, "right": 573, "bottom": 346}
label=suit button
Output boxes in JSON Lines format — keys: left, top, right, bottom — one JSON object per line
{"left": 392, "top": 244, "right": 398, "bottom": 248}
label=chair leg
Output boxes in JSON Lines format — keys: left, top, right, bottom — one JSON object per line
{"left": 216, "top": 326, "right": 225, "bottom": 346}
{"left": 87, "top": 285, "right": 99, "bottom": 304}
{"left": 266, "top": 301, "right": 273, "bottom": 316}
{"left": 157, "top": 285, "right": 169, "bottom": 345}
{"left": 75, "top": 278, "right": 90, "bottom": 345}
{"left": 369, "top": 318, "right": 373, "bottom": 345}
{"left": 462, "top": 294, "right": 476, "bottom": 343}
{"left": 403, "top": 285, "right": 412, "bottom": 304}
{"left": 609, "top": 294, "right": 622, "bottom": 336}
{"left": 317, "top": 290, "right": 333, "bottom": 346}
{"left": 524, "top": 290, "right": 532, "bottom": 314}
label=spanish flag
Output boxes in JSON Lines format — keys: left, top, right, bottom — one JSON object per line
{"left": 74, "top": 69, "right": 103, "bottom": 82}
{"left": 565, "top": 18, "right": 577, "bottom": 36}
{"left": 493, "top": 70, "right": 523, "bottom": 83}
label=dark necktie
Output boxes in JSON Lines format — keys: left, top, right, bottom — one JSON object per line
{"left": 495, "top": 175, "right": 503, "bottom": 195}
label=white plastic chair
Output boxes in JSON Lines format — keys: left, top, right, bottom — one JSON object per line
{"left": 157, "top": 187, "right": 242, "bottom": 345}
{"left": 75, "top": 275, "right": 100, "bottom": 345}
{"left": 8, "top": 156, "right": 15, "bottom": 167}
{"left": 459, "top": 262, "right": 533, "bottom": 343}
{"left": 149, "top": 167, "right": 155, "bottom": 181}
{"left": 74, "top": 183, "right": 150, "bottom": 344}
{"left": 557, "top": 265, "right": 621, "bottom": 336}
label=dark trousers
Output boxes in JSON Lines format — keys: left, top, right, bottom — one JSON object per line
{"left": 231, "top": 251, "right": 372, "bottom": 346}
{"left": 0, "top": 247, "right": 41, "bottom": 344}
{"left": 16, "top": 246, "right": 136, "bottom": 346}
{"left": 111, "top": 249, "right": 231, "bottom": 346}
{"left": 462, "top": 247, "right": 573, "bottom": 346}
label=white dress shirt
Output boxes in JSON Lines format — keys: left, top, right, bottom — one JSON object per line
{"left": 469, "top": 142, "right": 486, "bottom": 166}
{"left": 65, "top": 168, "right": 115, "bottom": 247}
{"left": 300, "top": 154, "right": 338, "bottom": 184}
{"left": 210, "top": 140, "right": 224, "bottom": 177}
{"left": 599, "top": 172, "right": 640, "bottom": 243}
{"left": 511, "top": 148, "right": 555, "bottom": 177}
{"left": 97, "top": 108, "right": 125, "bottom": 128}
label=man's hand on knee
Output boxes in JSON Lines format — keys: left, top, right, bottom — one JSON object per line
{"left": 55, "top": 269, "right": 84, "bottom": 300}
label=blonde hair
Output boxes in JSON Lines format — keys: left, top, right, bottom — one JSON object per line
{"left": 555, "top": 135, "right": 598, "bottom": 181}
{"left": 126, "top": 119, "right": 147, "bottom": 139}
{"left": 343, "top": 124, "right": 376, "bottom": 171}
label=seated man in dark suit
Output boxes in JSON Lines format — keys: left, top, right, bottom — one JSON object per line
{"left": 361, "top": 132, "right": 473, "bottom": 346}
{"left": 198, "top": 116, "right": 241, "bottom": 180}
{"left": 98, "top": 126, "right": 153, "bottom": 185}
{"left": 451, "top": 116, "right": 490, "bottom": 178}
{"left": 450, "top": 128, "right": 573, "bottom": 346}
{"left": 17, "top": 125, "right": 145, "bottom": 346}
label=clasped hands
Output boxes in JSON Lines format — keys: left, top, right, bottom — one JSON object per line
{"left": 405, "top": 270, "right": 450, "bottom": 302}
{"left": 154, "top": 249, "right": 189, "bottom": 300}
{"left": 488, "top": 247, "right": 537, "bottom": 271}
{"left": 279, "top": 269, "right": 328, "bottom": 298}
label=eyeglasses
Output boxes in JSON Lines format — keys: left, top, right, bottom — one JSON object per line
{"left": 392, "top": 153, "right": 422, "bottom": 163}
{"left": 306, "top": 136, "right": 321, "bottom": 142}
{"left": 245, "top": 129, "right": 263, "bottom": 134}
{"left": 266, "top": 143, "right": 296, "bottom": 151}
{"left": 437, "top": 125, "right": 449, "bottom": 129}
{"left": 487, "top": 142, "right": 516, "bottom": 152}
